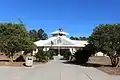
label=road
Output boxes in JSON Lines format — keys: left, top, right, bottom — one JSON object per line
{"left": 0, "top": 56, "right": 120, "bottom": 80}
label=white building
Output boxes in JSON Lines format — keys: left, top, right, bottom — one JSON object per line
{"left": 34, "top": 29, "right": 88, "bottom": 54}
{"left": 95, "top": 52, "right": 108, "bottom": 57}
{"left": 95, "top": 52, "right": 104, "bottom": 56}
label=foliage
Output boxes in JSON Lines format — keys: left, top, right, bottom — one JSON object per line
{"left": 70, "top": 36, "right": 79, "bottom": 40}
{"left": 29, "top": 30, "right": 39, "bottom": 42}
{"left": 47, "top": 50, "right": 55, "bottom": 59}
{"left": 62, "top": 50, "right": 71, "bottom": 60}
{"left": 79, "top": 37, "right": 88, "bottom": 40}
{"left": 74, "top": 47, "right": 92, "bottom": 64}
{"left": 70, "top": 36, "right": 88, "bottom": 40}
{"left": 29, "top": 29, "right": 48, "bottom": 42}
{"left": 35, "top": 49, "right": 48, "bottom": 62}
{"left": 38, "top": 29, "right": 48, "bottom": 40}
{"left": 0, "top": 22, "right": 36, "bottom": 62}
{"left": 89, "top": 24, "right": 120, "bottom": 66}
{"left": 35, "top": 49, "right": 55, "bottom": 62}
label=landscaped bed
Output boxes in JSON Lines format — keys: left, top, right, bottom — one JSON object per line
{"left": 0, "top": 61, "right": 49, "bottom": 67}
{"left": 0, "top": 62, "right": 24, "bottom": 67}
{"left": 0, "top": 56, "right": 50, "bottom": 67}
{"left": 88, "top": 56, "right": 120, "bottom": 75}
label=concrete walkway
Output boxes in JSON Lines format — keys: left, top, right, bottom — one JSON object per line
{"left": 0, "top": 56, "right": 120, "bottom": 80}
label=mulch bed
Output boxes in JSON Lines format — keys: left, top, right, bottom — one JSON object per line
{"left": 0, "top": 60, "right": 51, "bottom": 67}
{"left": 0, "top": 62, "right": 25, "bottom": 67}
{"left": 0, "top": 61, "right": 48, "bottom": 67}
{"left": 0, "top": 54, "right": 50, "bottom": 67}
{"left": 97, "top": 66, "right": 120, "bottom": 75}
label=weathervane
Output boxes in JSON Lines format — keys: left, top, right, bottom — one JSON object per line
{"left": 58, "top": 28, "right": 63, "bottom": 32}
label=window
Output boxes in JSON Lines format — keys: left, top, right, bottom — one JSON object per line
{"left": 57, "top": 37, "right": 62, "bottom": 44}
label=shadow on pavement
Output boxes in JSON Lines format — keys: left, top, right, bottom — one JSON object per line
{"left": 62, "top": 61, "right": 74, "bottom": 64}
{"left": 59, "top": 58, "right": 65, "bottom": 60}
{"left": 0, "top": 60, "right": 9, "bottom": 62}
{"left": 81, "top": 63, "right": 112, "bottom": 67}
{"left": 61, "top": 61, "right": 80, "bottom": 65}
{"left": 62, "top": 60, "right": 112, "bottom": 67}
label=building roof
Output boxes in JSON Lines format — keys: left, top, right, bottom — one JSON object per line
{"left": 34, "top": 29, "right": 88, "bottom": 48}
{"left": 34, "top": 36, "right": 88, "bottom": 48}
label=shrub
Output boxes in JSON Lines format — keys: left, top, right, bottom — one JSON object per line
{"left": 63, "top": 51, "right": 71, "bottom": 60}
{"left": 35, "top": 49, "right": 55, "bottom": 62}
{"left": 74, "top": 48, "right": 92, "bottom": 64}
{"left": 35, "top": 50, "right": 48, "bottom": 62}
{"left": 47, "top": 50, "right": 55, "bottom": 59}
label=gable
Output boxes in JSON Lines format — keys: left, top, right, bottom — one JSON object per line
{"left": 43, "top": 36, "right": 75, "bottom": 45}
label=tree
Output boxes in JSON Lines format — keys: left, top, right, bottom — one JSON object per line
{"left": 37, "top": 29, "right": 48, "bottom": 40}
{"left": 70, "top": 36, "right": 75, "bottom": 40}
{"left": 70, "top": 36, "right": 79, "bottom": 40}
{"left": 74, "top": 43, "right": 95, "bottom": 64}
{"left": 89, "top": 24, "right": 120, "bottom": 67}
{"left": 70, "top": 36, "right": 88, "bottom": 40}
{"left": 29, "top": 29, "right": 48, "bottom": 42}
{"left": 79, "top": 37, "right": 88, "bottom": 40}
{"left": 0, "top": 23, "right": 36, "bottom": 62}
{"left": 29, "top": 30, "right": 39, "bottom": 42}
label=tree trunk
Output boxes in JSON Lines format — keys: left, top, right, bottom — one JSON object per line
{"left": 110, "top": 56, "right": 119, "bottom": 67}
{"left": 9, "top": 53, "right": 14, "bottom": 62}
{"left": 10, "top": 56, "right": 13, "bottom": 62}
{"left": 109, "top": 52, "right": 119, "bottom": 67}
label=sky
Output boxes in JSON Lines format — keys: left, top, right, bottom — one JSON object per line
{"left": 0, "top": 0, "right": 120, "bottom": 37}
